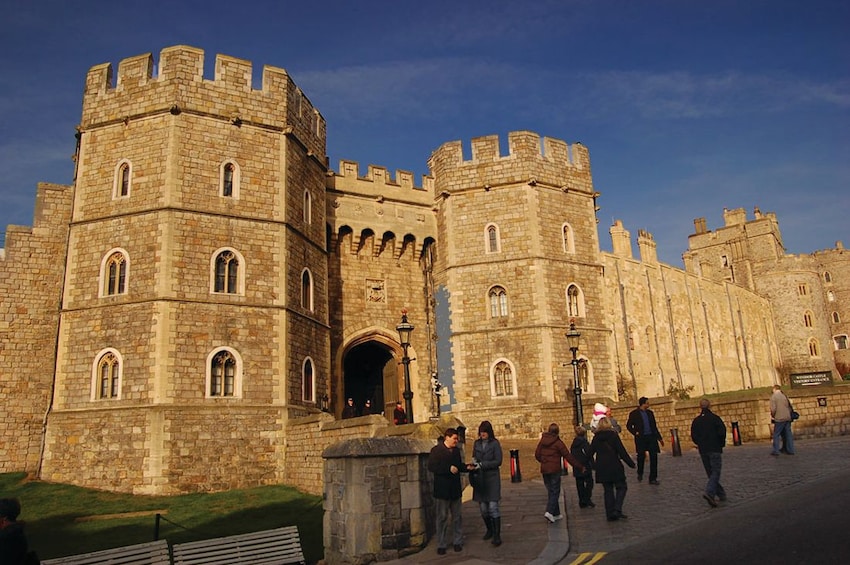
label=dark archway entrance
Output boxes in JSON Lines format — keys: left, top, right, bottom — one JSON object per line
{"left": 343, "top": 341, "right": 397, "bottom": 417}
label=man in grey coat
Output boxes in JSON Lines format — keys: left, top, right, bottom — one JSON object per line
{"left": 770, "top": 384, "right": 796, "bottom": 455}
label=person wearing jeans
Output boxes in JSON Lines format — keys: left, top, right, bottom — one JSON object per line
{"left": 428, "top": 428, "right": 465, "bottom": 554}
{"left": 690, "top": 398, "right": 727, "bottom": 507}
{"left": 770, "top": 385, "right": 796, "bottom": 455}
{"left": 535, "top": 422, "right": 585, "bottom": 523}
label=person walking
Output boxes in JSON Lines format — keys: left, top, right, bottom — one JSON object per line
{"left": 535, "top": 423, "right": 586, "bottom": 523}
{"left": 626, "top": 396, "right": 664, "bottom": 484}
{"left": 428, "top": 428, "right": 465, "bottom": 555}
{"left": 590, "top": 403, "right": 621, "bottom": 433}
{"left": 690, "top": 398, "right": 727, "bottom": 507}
{"left": 589, "top": 417, "right": 636, "bottom": 521}
{"left": 770, "top": 384, "right": 796, "bottom": 456}
{"left": 570, "top": 425, "right": 595, "bottom": 508}
{"left": 468, "top": 421, "right": 503, "bottom": 546}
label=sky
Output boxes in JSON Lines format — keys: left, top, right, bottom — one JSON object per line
{"left": 1, "top": 0, "right": 847, "bottom": 266}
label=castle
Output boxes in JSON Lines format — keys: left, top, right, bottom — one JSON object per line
{"left": 1, "top": 46, "right": 847, "bottom": 494}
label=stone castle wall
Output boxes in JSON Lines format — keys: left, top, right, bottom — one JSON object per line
{"left": 603, "top": 251, "right": 780, "bottom": 400}
{"left": 0, "top": 183, "right": 73, "bottom": 474}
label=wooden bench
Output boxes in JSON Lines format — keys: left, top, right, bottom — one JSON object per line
{"left": 41, "top": 539, "right": 170, "bottom": 565}
{"left": 172, "top": 525, "right": 305, "bottom": 565}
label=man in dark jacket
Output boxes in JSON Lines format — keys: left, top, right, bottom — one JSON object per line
{"left": 428, "top": 428, "right": 465, "bottom": 555}
{"left": 0, "top": 498, "right": 30, "bottom": 565}
{"left": 626, "top": 396, "right": 664, "bottom": 484}
{"left": 690, "top": 398, "right": 727, "bottom": 508}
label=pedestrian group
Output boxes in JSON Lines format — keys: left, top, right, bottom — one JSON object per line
{"left": 426, "top": 385, "right": 799, "bottom": 555}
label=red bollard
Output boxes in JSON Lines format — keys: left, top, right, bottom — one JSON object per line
{"left": 670, "top": 428, "right": 682, "bottom": 457}
{"left": 510, "top": 449, "right": 522, "bottom": 483}
{"left": 731, "top": 421, "right": 742, "bottom": 445}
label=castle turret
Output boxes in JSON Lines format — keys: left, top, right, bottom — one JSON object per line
{"left": 637, "top": 229, "right": 658, "bottom": 265}
{"left": 609, "top": 220, "right": 632, "bottom": 259}
{"left": 44, "top": 46, "right": 331, "bottom": 494}
{"left": 428, "top": 131, "right": 613, "bottom": 427}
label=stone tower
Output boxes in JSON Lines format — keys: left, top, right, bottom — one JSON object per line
{"left": 684, "top": 207, "right": 843, "bottom": 381}
{"left": 40, "top": 46, "right": 330, "bottom": 493}
{"left": 427, "top": 132, "right": 609, "bottom": 434}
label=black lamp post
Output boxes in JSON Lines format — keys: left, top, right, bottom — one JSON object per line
{"left": 396, "top": 310, "right": 415, "bottom": 423}
{"left": 566, "top": 321, "right": 583, "bottom": 426}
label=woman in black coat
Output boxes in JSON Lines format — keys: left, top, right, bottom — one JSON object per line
{"left": 589, "top": 417, "right": 636, "bottom": 521}
{"left": 469, "top": 420, "right": 504, "bottom": 546}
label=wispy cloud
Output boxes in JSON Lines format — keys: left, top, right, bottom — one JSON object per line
{"left": 296, "top": 58, "right": 850, "bottom": 127}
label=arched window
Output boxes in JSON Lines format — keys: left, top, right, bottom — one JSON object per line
{"left": 808, "top": 338, "right": 820, "bottom": 357}
{"left": 113, "top": 160, "right": 132, "bottom": 198}
{"left": 834, "top": 335, "right": 848, "bottom": 350}
{"left": 566, "top": 284, "right": 585, "bottom": 317}
{"left": 220, "top": 160, "right": 240, "bottom": 198}
{"left": 209, "top": 349, "right": 237, "bottom": 397}
{"left": 824, "top": 271, "right": 832, "bottom": 283}
{"left": 803, "top": 310, "right": 814, "bottom": 327}
{"left": 577, "top": 357, "right": 593, "bottom": 393}
{"left": 301, "top": 268, "right": 314, "bottom": 312}
{"left": 92, "top": 349, "right": 121, "bottom": 400}
{"left": 491, "top": 359, "right": 516, "bottom": 397}
{"left": 100, "top": 249, "right": 129, "bottom": 297}
{"left": 485, "top": 224, "right": 501, "bottom": 254}
{"left": 302, "top": 357, "right": 315, "bottom": 402}
{"left": 562, "top": 223, "right": 575, "bottom": 254}
{"left": 833, "top": 311, "right": 841, "bottom": 324}
{"left": 488, "top": 286, "right": 508, "bottom": 318}
{"left": 303, "top": 190, "right": 312, "bottom": 224}
{"left": 827, "top": 291, "right": 835, "bottom": 302}
{"left": 214, "top": 250, "right": 239, "bottom": 294}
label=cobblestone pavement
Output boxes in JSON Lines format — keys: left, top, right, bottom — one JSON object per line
{"left": 382, "top": 435, "right": 850, "bottom": 565}
{"left": 562, "top": 435, "right": 850, "bottom": 559}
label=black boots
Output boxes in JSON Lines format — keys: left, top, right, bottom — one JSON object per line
{"left": 482, "top": 516, "right": 493, "bottom": 540}
{"left": 491, "top": 517, "right": 502, "bottom": 546}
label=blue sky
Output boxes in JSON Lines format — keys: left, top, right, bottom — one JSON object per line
{"left": 1, "top": 0, "right": 847, "bottom": 266}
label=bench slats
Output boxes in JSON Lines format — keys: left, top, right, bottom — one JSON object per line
{"left": 172, "top": 526, "right": 305, "bottom": 565}
{"left": 41, "top": 540, "right": 170, "bottom": 565}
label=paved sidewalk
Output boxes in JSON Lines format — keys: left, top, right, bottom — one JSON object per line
{"left": 382, "top": 435, "right": 850, "bottom": 565}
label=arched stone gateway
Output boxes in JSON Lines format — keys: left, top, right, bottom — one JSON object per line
{"left": 338, "top": 330, "right": 412, "bottom": 421}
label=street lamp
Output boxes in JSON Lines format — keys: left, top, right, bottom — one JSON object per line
{"left": 566, "top": 321, "right": 583, "bottom": 426}
{"left": 396, "top": 310, "right": 415, "bottom": 424}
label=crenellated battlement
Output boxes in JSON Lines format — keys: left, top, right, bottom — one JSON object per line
{"left": 327, "top": 160, "right": 435, "bottom": 205}
{"left": 427, "top": 131, "right": 592, "bottom": 194}
{"left": 82, "top": 45, "right": 325, "bottom": 157}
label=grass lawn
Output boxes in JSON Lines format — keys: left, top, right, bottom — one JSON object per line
{"left": 1, "top": 473, "right": 324, "bottom": 563}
